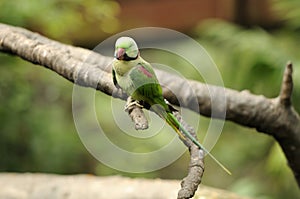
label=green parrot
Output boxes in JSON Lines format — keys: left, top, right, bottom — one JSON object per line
{"left": 112, "top": 37, "right": 231, "bottom": 175}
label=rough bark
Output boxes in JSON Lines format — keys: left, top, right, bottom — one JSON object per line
{"left": 0, "top": 23, "right": 205, "bottom": 198}
{"left": 173, "top": 112, "right": 204, "bottom": 199}
{"left": 0, "top": 23, "right": 300, "bottom": 194}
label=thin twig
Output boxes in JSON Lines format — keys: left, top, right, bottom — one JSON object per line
{"left": 123, "top": 99, "right": 204, "bottom": 198}
{"left": 279, "top": 61, "right": 293, "bottom": 107}
{"left": 1, "top": 23, "right": 300, "bottom": 187}
{"left": 173, "top": 112, "right": 204, "bottom": 199}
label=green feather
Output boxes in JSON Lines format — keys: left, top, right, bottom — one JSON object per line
{"left": 167, "top": 113, "right": 232, "bottom": 175}
{"left": 112, "top": 37, "right": 231, "bottom": 175}
{"left": 150, "top": 103, "right": 231, "bottom": 175}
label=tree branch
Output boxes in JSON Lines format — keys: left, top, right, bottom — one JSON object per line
{"left": 279, "top": 61, "right": 293, "bottom": 106}
{"left": 0, "top": 23, "right": 205, "bottom": 198}
{"left": 122, "top": 97, "right": 204, "bottom": 198}
{"left": 173, "top": 112, "right": 204, "bottom": 199}
{"left": 124, "top": 96, "right": 149, "bottom": 130}
{"left": 0, "top": 173, "right": 253, "bottom": 199}
{"left": 1, "top": 23, "right": 300, "bottom": 190}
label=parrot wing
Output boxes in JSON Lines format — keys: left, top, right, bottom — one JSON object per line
{"left": 112, "top": 67, "right": 121, "bottom": 89}
{"left": 122, "top": 62, "right": 167, "bottom": 108}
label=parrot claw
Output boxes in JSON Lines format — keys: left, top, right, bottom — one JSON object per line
{"left": 125, "top": 97, "right": 143, "bottom": 112}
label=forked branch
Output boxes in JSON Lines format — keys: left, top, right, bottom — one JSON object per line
{"left": 1, "top": 24, "right": 299, "bottom": 196}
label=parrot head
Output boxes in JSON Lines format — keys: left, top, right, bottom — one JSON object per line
{"left": 114, "top": 37, "right": 139, "bottom": 61}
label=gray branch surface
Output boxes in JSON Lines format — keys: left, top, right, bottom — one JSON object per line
{"left": 0, "top": 173, "right": 253, "bottom": 199}
{"left": 173, "top": 112, "right": 204, "bottom": 199}
{"left": 1, "top": 23, "right": 300, "bottom": 193}
{"left": 0, "top": 23, "right": 204, "bottom": 198}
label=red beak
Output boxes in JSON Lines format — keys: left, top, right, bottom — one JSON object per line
{"left": 115, "top": 48, "right": 125, "bottom": 60}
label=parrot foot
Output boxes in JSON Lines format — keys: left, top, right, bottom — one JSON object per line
{"left": 124, "top": 97, "right": 143, "bottom": 112}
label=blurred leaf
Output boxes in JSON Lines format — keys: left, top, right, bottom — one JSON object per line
{"left": 0, "top": 0, "right": 300, "bottom": 198}
{"left": 272, "top": 0, "right": 300, "bottom": 31}
{"left": 0, "top": 0, "right": 120, "bottom": 44}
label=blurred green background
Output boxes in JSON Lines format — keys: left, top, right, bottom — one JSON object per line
{"left": 0, "top": 0, "right": 299, "bottom": 198}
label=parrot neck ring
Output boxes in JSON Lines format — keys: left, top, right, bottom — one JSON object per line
{"left": 115, "top": 48, "right": 138, "bottom": 61}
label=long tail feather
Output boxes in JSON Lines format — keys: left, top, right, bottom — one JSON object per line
{"left": 166, "top": 113, "right": 232, "bottom": 175}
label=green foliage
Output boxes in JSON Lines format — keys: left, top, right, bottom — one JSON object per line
{"left": 191, "top": 1, "right": 300, "bottom": 198}
{"left": 0, "top": 0, "right": 120, "bottom": 43}
{"left": 0, "top": 0, "right": 300, "bottom": 198}
{"left": 0, "top": 55, "right": 95, "bottom": 173}
{"left": 273, "top": 0, "right": 300, "bottom": 31}
{"left": 195, "top": 19, "right": 300, "bottom": 111}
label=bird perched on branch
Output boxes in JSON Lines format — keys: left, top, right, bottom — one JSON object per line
{"left": 112, "top": 36, "right": 231, "bottom": 175}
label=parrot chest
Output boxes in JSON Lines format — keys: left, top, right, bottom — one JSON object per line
{"left": 118, "top": 66, "right": 162, "bottom": 103}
